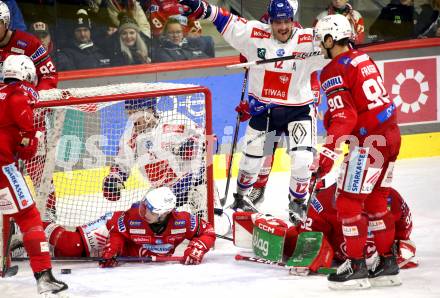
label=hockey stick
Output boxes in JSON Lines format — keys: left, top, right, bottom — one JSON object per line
{"left": 1, "top": 217, "right": 19, "bottom": 278}
{"left": 235, "top": 254, "right": 335, "bottom": 275}
{"left": 216, "top": 234, "right": 233, "bottom": 241}
{"left": 226, "top": 51, "right": 321, "bottom": 69}
{"left": 220, "top": 68, "right": 249, "bottom": 207}
{"left": 12, "top": 255, "right": 184, "bottom": 263}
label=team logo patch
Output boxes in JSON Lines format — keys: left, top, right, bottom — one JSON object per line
{"left": 368, "top": 220, "right": 386, "bottom": 231}
{"left": 310, "top": 198, "right": 323, "bottom": 213}
{"left": 141, "top": 243, "right": 173, "bottom": 254}
{"left": 297, "top": 34, "right": 312, "bottom": 44}
{"left": 0, "top": 92, "right": 6, "bottom": 100}
{"left": 342, "top": 225, "right": 359, "bottom": 236}
{"left": 17, "top": 40, "right": 28, "bottom": 48}
{"left": 30, "top": 45, "right": 47, "bottom": 61}
{"left": 130, "top": 228, "right": 146, "bottom": 234}
{"left": 276, "top": 49, "right": 285, "bottom": 57}
{"left": 117, "top": 214, "right": 126, "bottom": 232}
{"left": 171, "top": 228, "right": 186, "bottom": 235}
{"left": 11, "top": 47, "right": 25, "bottom": 54}
{"left": 190, "top": 215, "right": 197, "bottom": 231}
{"left": 174, "top": 219, "right": 186, "bottom": 227}
{"left": 321, "top": 76, "right": 343, "bottom": 91}
{"left": 338, "top": 56, "right": 352, "bottom": 65}
{"left": 251, "top": 27, "right": 271, "bottom": 39}
{"left": 262, "top": 70, "right": 292, "bottom": 100}
{"left": 257, "top": 48, "right": 266, "bottom": 59}
{"left": 129, "top": 220, "right": 142, "bottom": 227}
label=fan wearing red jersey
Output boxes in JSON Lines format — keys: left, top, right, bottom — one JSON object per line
{"left": 0, "top": 54, "right": 67, "bottom": 295}
{"left": 314, "top": 14, "right": 401, "bottom": 290}
{"left": 99, "top": 187, "right": 215, "bottom": 267}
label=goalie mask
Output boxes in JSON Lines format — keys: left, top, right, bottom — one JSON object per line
{"left": 2, "top": 54, "right": 37, "bottom": 86}
{"left": 142, "top": 187, "right": 177, "bottom": 217}
{"left": 125, "top": 98, "right": 159, "bottom": 133}
{"left": 0, "top": 1, "right": 10, "bottom": 29}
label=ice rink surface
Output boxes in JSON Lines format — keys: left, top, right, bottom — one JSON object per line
{"left": 1, "top": 157, "right": 440, "bottom": 298}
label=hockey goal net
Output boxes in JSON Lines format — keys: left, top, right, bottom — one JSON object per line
{"left": 19, "top": 82, "right": 214, "bottom": 231}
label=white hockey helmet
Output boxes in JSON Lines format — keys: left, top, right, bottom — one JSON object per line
{"left": 2, "top": 54, "right": 37, "bottom": 86}
{"left": 0, "top": 1, "right": 10, "bottom": 28}
{"left": 142, "top": 187, "right": 176, "bottom": 216}
{"left": 314, "top": 14, "right": 353, "bottom": 43}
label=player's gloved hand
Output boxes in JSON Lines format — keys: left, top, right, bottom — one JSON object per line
{"left": 182, "top": 239, "right": 209, "bottom": 265}
{"left": 179, "top": 0, "right": 210, "bottom": 19}
{"left": 102, "top": 166, "right": 128, "bottom": 201}
{"left": 16, "top": 130, "right": 42, "bottom": 160}
{"left": 172, "top": 135, "right": 200, "bottom": 160}
{"left": 235, "top": 101, "right": 251, "bottom": 122}
{"left": 396, "top": 239, "right": 418, "bottom": 269}
{"left": 311, "top": 145, "right": 339, "bottom": 177}
{"left": 99, "top": 245, "right": 118, "bottom": 268}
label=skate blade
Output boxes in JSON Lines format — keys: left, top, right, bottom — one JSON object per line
{"left": 41, "top": 290, "right": 69, "bottom": 298}
{"left": 328, "top": 278, "right": 371, "bottom": 290}
{"left": 370, "top": 275, "right": 402, "bottom": 287}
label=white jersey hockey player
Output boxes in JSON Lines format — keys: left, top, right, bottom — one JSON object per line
{"left": 102, "top": 99, "right": 205, "bottom": 208}
{"left": 179, "top": 0, "right": 326, "bottom": 223}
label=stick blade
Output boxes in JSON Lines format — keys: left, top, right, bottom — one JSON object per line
{"left": 220, "top": 197, "right": 227, "bottom": 207}
{"left": 2, "top": 265, "right": 19, "bottom": 278}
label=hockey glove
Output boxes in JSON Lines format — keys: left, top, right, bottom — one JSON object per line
{"left": 16, "top": 131, "right": 42, "bottom": 160}
{"left": 235, "top": 101, "right": 251, "bottom": 122}
{"left": 182, "top": 239, "right": 209, "bottom": 265}
{"left": 396, "top": 239, "right": 418, "bottom": 269}
{"left": 102, "top": 167, "right": 128, "bottom": 201}
{"left": 179, "top": 0, "right": 210, "bottom": 19}
{"left": 99, "top": 244, "right": 118, "bottom": 268}
{"left": 172, "top": 136, "right": 200, "bottom": 160}
{"left": 313, "top": 146, "right": 339, "bottom": 177}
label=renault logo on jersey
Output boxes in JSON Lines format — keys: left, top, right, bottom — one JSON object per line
{"left": 257, "top": 48, "right": 266, "bottom": 59}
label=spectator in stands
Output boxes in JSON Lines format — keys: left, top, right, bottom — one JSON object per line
{"left": 369, "top": 0, "right": 416, "bottom": 41}
{"left": 3, "top": 0, "right": 25, "bottom": 30}
{"left": 56, "top": 9, "right": 110, "bottom": 71}
{"left": 313, "top": 0, "right": 365, "bottom": 44}
{"left": 28, "top": 21, "right": 54, "bottom": 54}
{"left": 88, "top": 0, "right": 151, "bottom": 38}
{"left": 414, "top": 0, "right": 440, "bottom": 37}
{"left": 106, "top": 13, "right": 150, "bottom": 66}
{"left": 152, "top": 18, "right": 214, "bottom": 63}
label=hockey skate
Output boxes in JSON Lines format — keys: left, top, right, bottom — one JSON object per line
{"left": 230, "top": 193, "right": 259, "bottom": 212}
{"left": 328, "top": 258, "right": 371, "bottom": 290}
{"left": 35, "top": 269, "right": 68, "bottom": 295}
{"left": 248, "top": 186, "right": 265, "bottom": 206}
{"left": 288, "top": 195, "right": 307, "bottom": 225}
{"left": 369, "top": 253, "right": 401, "bottom": 287}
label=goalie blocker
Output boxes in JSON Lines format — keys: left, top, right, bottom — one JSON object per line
{"left": 233, "top": 212, "right": 333, "bottom": 273}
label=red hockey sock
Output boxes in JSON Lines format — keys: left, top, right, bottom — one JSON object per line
{"left": 341, "top": 215, "right": 368, "bottom": 259}
{"left": 14, "top": 206, "right": 51, "bottom": 273}
{"left": 369, "top": 211, "right": 395, "bottom": 255}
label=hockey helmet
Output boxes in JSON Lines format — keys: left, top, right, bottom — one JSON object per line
{"left": 268, "top": 0, "right": 297, "bottom": 22}
{"left": 0, "top": 1, "right": 10, "bottom": 28}
{"left": 314, "top": 14, "right": 352, "bottom": 43}
{"left": 2, "top": 54, "right": 37, "bottom": 86}
{"left": 142, "top": 187, "right": 177, "bottom": 216}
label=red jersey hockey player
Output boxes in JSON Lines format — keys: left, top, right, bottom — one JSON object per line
{"left": 283, "top": 176, "right": 416, "bottom": 270}
{"left": 314, "top": 14, "right": 401, "bottom": 289}
{"left": 99, "top": 187, "right": 215, "bottom": 267}
{"left": 0, "top": 54, "right": 67, "bottom": 295}
{"left": 0, "top": 1, "right": 57, "bottom": 91}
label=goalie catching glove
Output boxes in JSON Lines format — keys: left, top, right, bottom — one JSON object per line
{"left": 102, "top": 166, "right": 128, "bottom": 201}
{"left": 182, "top": 239, "right": 209, "bottom": 265}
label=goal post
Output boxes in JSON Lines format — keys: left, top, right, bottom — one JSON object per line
{"left": 24, "top": 82, "right": 215, "bottom": 229}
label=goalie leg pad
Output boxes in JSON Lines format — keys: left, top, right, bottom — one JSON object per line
{"left": 286, "top": 232, "right": 334, "bottom": 273}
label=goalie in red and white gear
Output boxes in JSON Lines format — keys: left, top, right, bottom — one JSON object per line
{"left": 0, "top": 54, "right": 67, "bottom": 295}
{"left": 99, "top": 186, "right": 215, "bottom": 267}
{"left": 102, "top": 98, "right": 206, "bottom": 213}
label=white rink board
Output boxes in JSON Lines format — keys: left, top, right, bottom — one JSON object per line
{"left": 1, "top": 157, "right": 440, "bottom": 298}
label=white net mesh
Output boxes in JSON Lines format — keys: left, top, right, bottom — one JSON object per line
{"left": 25, "top": 83, "right": 213, "bottom": 229}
